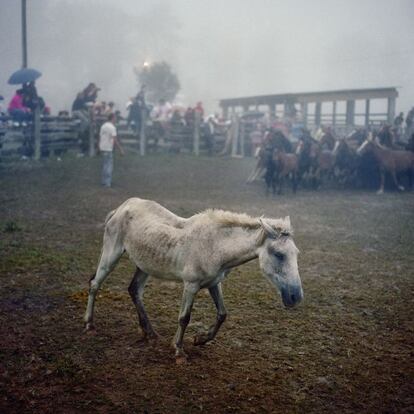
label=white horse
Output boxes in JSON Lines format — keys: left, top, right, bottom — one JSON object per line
{"left": 84, "top": 198, "right": 303, "bottom": 361}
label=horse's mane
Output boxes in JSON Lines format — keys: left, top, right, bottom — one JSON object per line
{"left": 200, "top": 209, "right": 292, "bottom": 234}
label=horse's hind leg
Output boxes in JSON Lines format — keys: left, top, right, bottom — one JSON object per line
{"left": 194, "top": 282, "right": 227, "bottom": 346}
{"left": 128, "top": 267, "right": 158, "bottom": 340}
{"left": 390, "top": 169, "right": 404, "bottom": 191}
{"left": 84, "top": 230, "right": 124, "bottom": 331}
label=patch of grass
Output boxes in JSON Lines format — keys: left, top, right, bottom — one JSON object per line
{"left": 3, "top": 220, "right": 22, "bottom": 233}
{"left": 1, "top": 247, "right": 63, "bottom": 268}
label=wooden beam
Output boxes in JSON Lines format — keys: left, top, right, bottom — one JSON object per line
{"left": 346, "top": 100, "right": 355, "bottom": 127}
{"left": 219, "top": 87, "right": 399, "bottom": 108}
{"left": 139, "top": 107, "right": 146, "bottom": 156}
{"left": 88, "top": 108, "right": 95, "bottom": 157}
{"left": 34, "top": 107, "right": 41, "bottom": 160}
{"left": 222, "top": 106, "right": 229, "bottom": 119}
{"left": 387, "top": 97, "right": 396, "bottom": 124}
{"left": 231, "top": 115, "right": 239, "bottom": 157}
{"left": 365, "top": 99, "right": 370, "bottom": 127}
{"left": 315, "top": 103, "right": 322, "bottom": 127}
{"left": 193, "top": 111, "right": 201, "bottom": 156}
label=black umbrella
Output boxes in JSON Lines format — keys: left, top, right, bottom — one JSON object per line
{"left": 8, "top": 67, "right": 42, "bottom": 85}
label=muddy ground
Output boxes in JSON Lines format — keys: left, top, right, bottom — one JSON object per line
{"left": 0, "top": 153, "right": 413, "bottom": 413}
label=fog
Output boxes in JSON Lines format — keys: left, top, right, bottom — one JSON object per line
{"left": 1, "top": 0, "right": 413, "bottom": 115}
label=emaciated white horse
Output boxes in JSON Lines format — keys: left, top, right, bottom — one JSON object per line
{"left": 84, "top": 198, "right": 303, "bottom": 361}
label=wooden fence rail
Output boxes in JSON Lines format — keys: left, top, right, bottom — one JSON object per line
{"left": 0, "top": 112, "right": 228, "bottom": 161}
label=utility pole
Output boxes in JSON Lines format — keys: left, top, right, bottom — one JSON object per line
{"left": 22, "top": 0, "right": 28, "bottom": 68}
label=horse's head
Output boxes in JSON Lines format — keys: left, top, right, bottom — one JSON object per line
{"left": 257, "top": 217, "right": 303, "bottom": 308}
{"left": 356, "top": 133, "right": 375, "bottom": 155}
{"left": 332, "top": 139, "right": 342, "bottom": 156}
{"left": 295, "top": 140, "right": 304, "bottom": 155}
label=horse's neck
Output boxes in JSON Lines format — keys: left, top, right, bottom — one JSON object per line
{"left": 217, "top": 226, "right": 260, "bottom": 270}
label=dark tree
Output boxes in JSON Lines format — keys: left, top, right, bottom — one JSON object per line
{"left": 136, "top": 61, "right": 180, "bottom": 103}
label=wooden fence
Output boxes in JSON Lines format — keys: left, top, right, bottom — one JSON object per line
{"left": 0, "top": 111, "right": 230, "bottom": 161}
{"left": 0, "top": 115, "right": 81, "bottom": 160}
{"left": 2, "top": 108, "right": 382, "bottom": 162}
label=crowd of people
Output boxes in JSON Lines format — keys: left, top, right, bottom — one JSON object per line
{"left": 1, "top": 79, "right": 414, "bottom": 190}
{"left": 63, "top": 82, "right": 229, "bottom": 186}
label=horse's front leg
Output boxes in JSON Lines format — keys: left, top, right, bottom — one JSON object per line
{"left": 377, "top": 169, "right": 385, "bottom": 194}
{"left": 277, "top": 174, "right": 284, "bottom": 195}
{"left": 173, "top": 282, "right": 198, "bottom": 362}
{"left": 194, "top": 283, "right": 227, "bottom": 346}
{"left": 390, "top": 168, "right": 405, "bottom": 191}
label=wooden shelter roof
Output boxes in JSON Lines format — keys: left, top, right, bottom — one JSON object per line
{"left": 219, "top": 87, "right": 398, "bottom": 107}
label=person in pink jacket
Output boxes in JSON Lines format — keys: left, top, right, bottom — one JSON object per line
{"left": 8, "top": 89, "right": 31, "bottom": 123}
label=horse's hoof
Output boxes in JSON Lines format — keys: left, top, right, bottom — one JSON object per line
{"left": 175, "top": 349, "right": 189, "bottom": 364}
{"left": 147, "top": 331, "right": 160, "bottom": 342}
{"left": 376, "top": 189, "right": 384, "bottom": 195}
{"left": 193, "top": 334, "right": 209, "bottom": 346}
{"left": 84, "top": 323, "right": 96, "bottom": 335}
{"left": 175, "top": 355, "right": 188, "bottom": 365}
{"left": 398, "top": 185, "right": 405, "bottom": 191}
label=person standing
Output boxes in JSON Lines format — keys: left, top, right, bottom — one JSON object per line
{"left": 99, "top": 113, "right": 124, "bottom": 187}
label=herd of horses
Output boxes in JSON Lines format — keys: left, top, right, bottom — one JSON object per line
{"left": 247, "top": 127, "right": 414, "bottom": 195}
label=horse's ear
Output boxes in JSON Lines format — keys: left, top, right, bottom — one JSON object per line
{"left": 259, "top": 218, "right": 278, "bottom": 239}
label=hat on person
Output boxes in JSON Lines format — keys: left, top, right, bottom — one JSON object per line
{"left": 88, "top": 82, "right": 101, "bottom": 91}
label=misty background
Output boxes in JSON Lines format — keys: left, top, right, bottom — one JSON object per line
{"left": 1, "top": 0, "right": 413, "bottom": 116}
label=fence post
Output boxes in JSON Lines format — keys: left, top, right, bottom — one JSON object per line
{"left": 34, "top": 106, "right": 41, "bottom": 160}
{"left": 239, "top": 119, "right": 245, "bottom": 158}
{"left": 88, "top": 107, "right": 95, "bottom": 157}
{"left": 193, "top": 111, "right": 200, "bottom": 156}
{"left": 140, "top": 108, "right": 146, "bottom": 156}
{"left": 231, "top": 114, "right": 239, "bottom": 157}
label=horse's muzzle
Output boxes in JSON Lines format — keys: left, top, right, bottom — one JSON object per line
{"left": 281, "top": 284, "right": 303, "bottom": 308}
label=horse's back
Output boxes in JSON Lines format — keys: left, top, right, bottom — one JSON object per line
{"left": 385, "top": 149, "right": 414, "bottom": 170}
{"left": 108, "top": 198, "right": 187, "bottom": 231}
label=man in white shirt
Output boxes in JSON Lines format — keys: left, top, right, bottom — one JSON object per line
{"left": 99, "top": 113, "right": 124, "bottom": 187}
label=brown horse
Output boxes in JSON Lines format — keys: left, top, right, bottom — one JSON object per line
{"left": 270, "top": 149, "right": 299, "bottom": 194}
{"left": 332, "top": 138, "right": 359, "bottom": 187}
{"left": 247, "top": 129, "right": 293, "bottom": 184}
{"left": 357, "top": 134, "right": 414, "bottom": 194}
{"left": 313, "top": 149, "right": 336, "bottom": 188}
{"left": 319, "top": 131, "right": 336, "bottom": 150}
{"left": 296, "top": 138, "right": 321, "bottom": 189}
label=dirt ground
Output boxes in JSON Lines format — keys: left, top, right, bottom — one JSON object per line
{"left": 0, "top": 153, "right": 413, "bottom": 413}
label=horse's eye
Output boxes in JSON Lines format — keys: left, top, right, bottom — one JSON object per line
{"left": 274, "top": 252, "right": 285, "bottom": 261}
